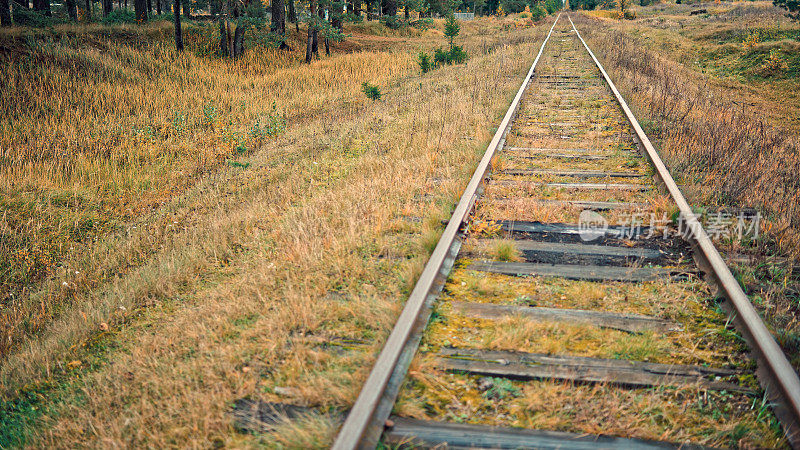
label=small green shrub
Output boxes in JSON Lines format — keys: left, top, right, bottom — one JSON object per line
{"left": 421, "top": 14, "right": 468, "bottom": 71}
{"left": 101, "top": 9, "right": 137, "bottom": 24}
{"left": 530, "top": 3, "right": 547, "bottom": 20}
{"left": 434, "top": 47, "right": 449, "bottom": 66}
{"left": 431, "top": 46, "right": 468, "bottom": 67}
{"left": 449, "top": 45, "right": 468, "bottom": 64}
{"left": 418, "top": 51, "right": 431, "bottom": 73}
{"left": 155, "top": 12, "right": 175, "bottom": 22}
{"left": 361, "top": 82, "right": 381, "bottom": 100}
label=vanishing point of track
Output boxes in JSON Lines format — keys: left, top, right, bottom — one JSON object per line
{"left": 332, "top": 12, "right": 800, "bottom": 449}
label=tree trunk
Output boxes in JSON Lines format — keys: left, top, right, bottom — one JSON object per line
{"left": 287, "top": 0, "right": 298, "bottom": 31}
{"left": 353, "top": 0, "right": 360, "bottom": 15}
{"left": 311, "top": 26, "right": 318, "bottom": 56}
{"left": 156, "top": 0, "right": 160, "bottom": 15}
{"left": 84, "top": 0, "right": 90, "bottom": 21}
{"left": 65, "top": 0, "right": 78, "bottom": 19}
{"left": 182, "top": 0, "right": 189, "bottom": 18}
{"left": 233, "top": 22, "right": 245, "bottom": 56}
{"left": 404, "top": 3, "right": 408, "bottom": 19}
{"left": 314, "top": 5, "right": 322, "bottom": 55}
{"left": 134, "top": 0, "right": 146, "bottom": 21}
{"left": 147, "top": 0, "right": 151, "bottom": 14}
{"left": 174, "top": 0, "right": 183, "bottom": 51}
{"left": 102, "top": 0, "right": 111, "bottom": 17}
{"left": 366, "top": 0, "right": 372, "bottom": 18}
{"left": 305, "top": 0, "right": 316, "bottom": 62}
{"left": 1, "top": 0, "right": 11, "bottom": 27}
{"left": 219, "top": 1, "right": 245, "bottom": 58}
{"left": 219, "top": 19, "right": 228, "bottom": 56}
{"left": 271, "top": 0, "right": 288, "bottom": 49}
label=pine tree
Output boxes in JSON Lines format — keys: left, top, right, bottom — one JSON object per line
{"left": 444, "top": 14, "right": 460, "bottom": 48}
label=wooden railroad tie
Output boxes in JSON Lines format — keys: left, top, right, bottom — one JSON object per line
{"left": 436, "top": 348, "right": 748, "bottom": 392}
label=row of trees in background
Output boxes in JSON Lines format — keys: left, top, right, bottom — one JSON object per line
{"left": 568, "top": 0, "right": 637, "bottom": 10}
{"left": 0, "top": 0, "right": 505, "bottom": 31}
{"left": 0, "top": 0, "right": 565, "bottom": 62}
{"left": 494, "top": 0, "right": 560, "bottom": 14}
{"left": 0, "top": 0, "right": 203, "bottom": 25}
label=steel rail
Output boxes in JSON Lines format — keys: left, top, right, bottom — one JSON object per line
{"left": 568, "top": 14, "right": 800, "bottom": 447}
{"left": 330, "top": 13, "right": 563, "bottom": 450}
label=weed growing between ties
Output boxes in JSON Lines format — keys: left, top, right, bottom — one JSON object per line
{"left": 428, "top": 271, "right": 750, "bottom": 368}
{"left": 395, "top": 267, "right": 781, "bottom": 447}
{"left": 395, "top": 368, "right": 784, "bottom": 448}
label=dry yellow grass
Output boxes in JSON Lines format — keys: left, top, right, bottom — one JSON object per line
{"left": 0, "top": 16, "right": 546, "bottom": 357}
{"left": 574, "top": 7, "right": 800, "bottom": 256}
{"left": 572, "top": 6, "right": 800, "bottom": 377}
{"left": 396, "top": 368, "right": 783, "bottom": 448}
{"left": 391, "top": 18, "right": 786, "bottom": 447}
{"left": 0, "top": 16, "right": 554, "bottom": 447}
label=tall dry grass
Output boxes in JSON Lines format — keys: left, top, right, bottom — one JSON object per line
{"left": 0, "top": 24, "right": 417, "bottom": 357}
{"left": 0, "top": 16, "right": 553, "bottom": 447}
{"left": 574, "top": 12, "right": 800, "bottom": 373}
{"left": 574, "top": 14, "right": 800, "bottom": 256}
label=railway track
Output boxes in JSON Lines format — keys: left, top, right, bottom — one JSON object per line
{"left": 331, "top": 13, "right": 800, "bottom": 449}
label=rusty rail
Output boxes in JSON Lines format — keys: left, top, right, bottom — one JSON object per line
{"left": 330, "top": 13, "right": 563, "bottom": 450}
{"left": 331, "top": 11, "right": 800, "bottom": 449}
{"left": 568, "top": 14, "right": 800, "bottom": 447}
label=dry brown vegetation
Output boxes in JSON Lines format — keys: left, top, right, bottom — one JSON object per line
{"left": 392, "top": 19, "right": 785, "bottom": 447}
{"left": 0, "top": 15, "right": 554, "bottom": 447}
{"left": 573, "top": 6, "right": 800, "bottom": 375}
{"left": 581, "top": 11, "right": 800, "bottom": 252}
{"left": 3, "top": 3, "right": 799, "bottom": 446}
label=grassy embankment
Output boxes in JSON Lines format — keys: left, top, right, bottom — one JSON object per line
{"left": 575, "top": 3, "right": 800, "bottom": 372}
{"left": 0, "top": 14, "right": 553, "bottom": 447}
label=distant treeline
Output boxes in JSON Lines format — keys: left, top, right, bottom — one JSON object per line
{"left": 569, "top": 0, "right": 654, "bottom": 10}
